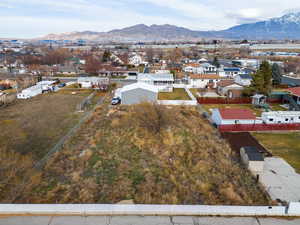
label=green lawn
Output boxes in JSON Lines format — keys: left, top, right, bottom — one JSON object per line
{"left": 269, "top": 104, "right": 287, "bottom": 111}
{"left": 158, "top": 88, "right": 191, "bottom": 100}
{"left": 253, "top": 132, "right": 300, "bottom": 173}
{"left": 202, "top": 104, "right": 263, "bottom": 116}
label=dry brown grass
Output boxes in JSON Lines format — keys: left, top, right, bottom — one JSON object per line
{"left": 10, "top": 102, "right": 271, "bottom": 205}
{"left": 0, "top": 92, "right": 87, "bottom": 159}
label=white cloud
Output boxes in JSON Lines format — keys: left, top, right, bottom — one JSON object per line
{"left": 2, "top": 0, "right": 300, "bottom": 37}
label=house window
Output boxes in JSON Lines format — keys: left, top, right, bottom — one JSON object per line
{"left": 285, "top": 118, "right": 289, "bottom": 122}
{"left": 269, "top": 118, "right": 274, "bottom": 122}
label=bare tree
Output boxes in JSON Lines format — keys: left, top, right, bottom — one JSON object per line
{"left": 145, "top": 48, "right": 155, "bottom": 64}
{"left": 85, "top": 56, "right": 102, "bottom": 75}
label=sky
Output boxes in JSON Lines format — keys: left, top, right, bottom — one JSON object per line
{"left": 1, "top": 0, "right": 300, "bottom": 38}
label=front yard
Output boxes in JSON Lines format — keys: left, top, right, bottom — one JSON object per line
{"left": 253, "top": 132, "right": 300, "bottom": 173}
{"left": 158, "top": 88, "right": 191, "bottom": 100}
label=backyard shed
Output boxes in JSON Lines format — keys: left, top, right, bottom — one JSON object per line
{"left": 121, "top": 83, "right": 158, "bottom": 105}
{"left": 211, "top": 108, "right": 257, "bottom": 126}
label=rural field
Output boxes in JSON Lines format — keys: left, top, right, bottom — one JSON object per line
{"left": 9, "top": 101, "right": 271, "bottom": 205}
{"left": 253, "top": 132, "right": 300, "bottom": 173}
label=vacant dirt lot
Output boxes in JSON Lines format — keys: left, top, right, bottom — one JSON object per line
{"left": 11, "top": 102, "right": 271, "bottom": 205}
{"left": 0, "top": 92, "right": 90, "bottom": 159}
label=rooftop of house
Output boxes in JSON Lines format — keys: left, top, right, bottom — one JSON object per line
{"left": 242, "top": 146, "right": 264, "bottom": 161}
{"left": 77, "top": 77, "right": 109, "bottom": 83}
{"left": 217, "top": 79, "right": 236, "bottom": 87}
{"left": 137, "top": 73, "right": 174, "bottom": 81}
{"left": 121, "top": 82, "right": 158, "bottom": 93}
{"left": 218, "top": 108, "right": 256, "bottom": 120}
{"left": 201, "top": 62, "right": 215, "bottom": 67}
{"left": 184, "top": 63, "right": 200, "bottom": 68}
{"left": 189, "top": 74, "right": 222, "bottom": 79}
{"left": 224, "top": 67, "right": 241, "bottom": 72}
{"left": 238, "top": 74, "right": 253, "bottom": 79}
{"left": 287, "top": 87, "right": 300, "bottom": 97}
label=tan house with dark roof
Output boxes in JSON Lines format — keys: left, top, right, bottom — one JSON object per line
{"left": 216, "top": 79, "right": 244, "bottom": 97}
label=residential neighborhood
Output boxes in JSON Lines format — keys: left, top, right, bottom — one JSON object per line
{"left": 2, "top": 2, "right": 300, "bottom": 224}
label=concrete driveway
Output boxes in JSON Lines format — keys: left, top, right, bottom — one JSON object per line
{"left": 259, "top": 157, "right": 300, "bottom": 202}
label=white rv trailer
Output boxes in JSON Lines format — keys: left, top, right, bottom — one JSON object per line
{"left": 17, "top": 81, "right": 55, "bottom": 99}
{"left": 262, "top": 111, "right": 300, "bottom": 124}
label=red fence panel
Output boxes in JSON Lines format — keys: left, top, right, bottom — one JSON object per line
{"left": 219, "top": 124, "right": 300, "bottom": 132}
{"left": 197, "top": 97, "right": 283, "bottom": 104}
{"left": 197, "top": 97, "right": 252, "bottom": 104}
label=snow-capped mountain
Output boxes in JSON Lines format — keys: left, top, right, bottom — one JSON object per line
{"left": 38, "top": 12, "right": 300, "bottom": 41}
{"left": 272, "top": 12, "right": 300, "bottom": 24}
{"left": 216, "top": 12, "right": 300, "bottom": 39}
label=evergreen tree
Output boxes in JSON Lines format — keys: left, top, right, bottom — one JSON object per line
{"left": 102, "top": 50, "right": 111, "bottom": 62}
{"left": 272, "top": 63, "right": 282, "bottom": 85}
{"left": 212, "top": 56, "right": 220, "bottom": 68}
{"left": 245, "top": 61, "right": 272, "bottom": 96}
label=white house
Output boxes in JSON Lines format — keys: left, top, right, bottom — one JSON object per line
{"left": 77, "top": 77, "right": 109, "bottom": 88}
{"left": 183, "top": 62, "right": 217, "bottom": 74}
{"left": 198, "top": 58, "right": 208, "bottom": 63}
{"left": 218, "top": 67, "right": 246, "bottom": 78}
{"left": 232, "top": 59, "right": 260, "bottom": 69}
{"left": 154, "top": 70, "right": 171, "bottom": 74}
{"left": 234, "top": 74, "right": 253, "bottom": 86}
{"left": 183, "top": 63, "right": 204, "bottom": 74}
{"left": 188, "top": 74, "right": 224, "bottom": 88}
{"left": 129, "top": 54, "right": 145, "bottom": 66}
{"left": 240, "top": 146, "right": 264, "bottom": 176}
{"left": 137, "top": 73, "right": 174, "bottom": 92}
{"left": 211, "top": 108, "right": 258, "bottom": 126}
{"left": 216, "top": 80, "right": 244, "bottom": 96}
{"left": 201, "top": 63, "right": 217, "bottom": 74}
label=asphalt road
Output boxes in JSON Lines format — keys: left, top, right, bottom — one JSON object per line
{"left": 0, "top": 216, "right": 299, "bottom": 225}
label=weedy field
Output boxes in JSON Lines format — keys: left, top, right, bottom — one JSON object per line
{"left": 0, "top": 92, "right": 94, "bottom": 202}
{"left": 0, "top": 92, "right": 90, "bottom": 159}
{"left": 6, "top": 101, "right": 271, "bottom": 205}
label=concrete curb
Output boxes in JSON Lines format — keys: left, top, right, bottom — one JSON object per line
{"left": 0, "top": 204, "right": 299, "bottom": 217}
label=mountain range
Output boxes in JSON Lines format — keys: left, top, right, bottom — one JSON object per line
{"left": 41, "top": 12, "right": 300, "bottom": 41}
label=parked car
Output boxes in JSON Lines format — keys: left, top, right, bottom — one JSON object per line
{"left": 111, "top": 97, "right": 121, "bottom": 105}
{"left": 58, "top": 83, "right": 66, "bottom": 88}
